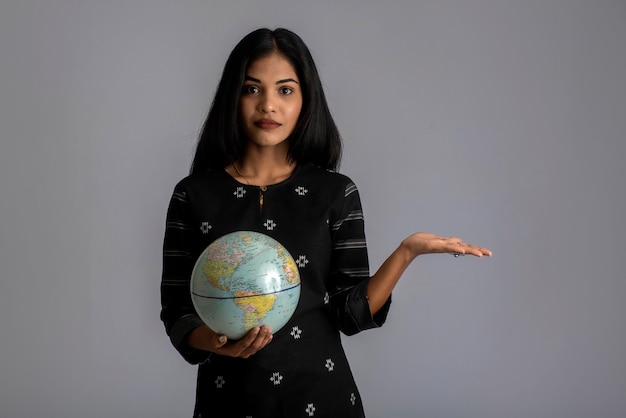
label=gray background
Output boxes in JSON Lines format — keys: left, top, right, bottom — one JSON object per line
{"left": 1, "top": 1, "right": 625, "bottom": 417}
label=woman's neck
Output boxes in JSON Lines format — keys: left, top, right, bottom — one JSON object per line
{"left": 228, "top": 151, "right": 296, "bottom": 187}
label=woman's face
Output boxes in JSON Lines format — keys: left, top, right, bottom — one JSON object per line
{"left": 239, "top": 53, "right": 303, "bottom": 151}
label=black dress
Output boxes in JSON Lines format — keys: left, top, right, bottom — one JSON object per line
{"left": 161, "top": 163, "right": 391, "bottom": 417}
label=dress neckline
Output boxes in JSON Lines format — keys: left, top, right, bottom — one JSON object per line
{"left": 222, "top": 163, "right": 301, "bottom": 189}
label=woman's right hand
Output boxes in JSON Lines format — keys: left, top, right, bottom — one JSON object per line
{"left": 187, "top": 325, "right": 273, "bottom": 359}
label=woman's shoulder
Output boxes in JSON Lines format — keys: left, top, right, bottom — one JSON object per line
{"left": 171, "top": 169, "right": 227, "bottom": 193}
{"left": 298, "top": 163, "right": 357, "bottom": 188}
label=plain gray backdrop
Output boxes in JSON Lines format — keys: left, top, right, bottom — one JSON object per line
{"left": 1, "top": 1, "right": 625, "bottom": 417}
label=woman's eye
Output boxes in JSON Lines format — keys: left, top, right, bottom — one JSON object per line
{"left": 279, "top": 86, "right": 294, "bottom": 95}
{"left": 243, "top": 85, "right": 260, "bottom": 95}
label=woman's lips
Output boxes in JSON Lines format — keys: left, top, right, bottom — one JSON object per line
{"left": 254, "top": 119, "right": 282, "bottom": 129}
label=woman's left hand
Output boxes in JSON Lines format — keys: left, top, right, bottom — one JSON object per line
{"left": 366, "top": 232, "right": 492, "bottom": 314}
{"left": 400, "top": 232, "right": 492, "bottom": 259}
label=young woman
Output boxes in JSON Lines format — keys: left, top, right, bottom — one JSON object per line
{"left": 161, "top": 28, "right": 491, "bottom": 418}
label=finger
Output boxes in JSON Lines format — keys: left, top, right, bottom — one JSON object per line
{"left": 465, "top": 248, "right": 483, "bottom": 257}
{"left": 458, "top": 244, "right": 492, "bottom": 257}
{"left": 215, "top": 333, "right": 228, "bottom": 349}
{"left": 238, "top": 326, "right": 274, "bottom": 358}
{"left": 239, "top": 327, "right": 261, "bottom": 348}
{"left": 221, "top": 327, "right": 258, "bottom": 357}
{"left": 246, "top": 326, "right": 273, "bottom": 353}
{"left": 460, "top": 243, "right": 485, "bottom": 256}
{"left": 446, "top": 242, "right": 467, "bottom": 254}
{"left": 463, "top": 242, "right": 492, "bottom": 255}
{"left": 260, "top": 325, "right": 273, "bottom": 346}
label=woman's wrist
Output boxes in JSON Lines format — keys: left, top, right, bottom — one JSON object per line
{"left": 187, "top": 325, "right": 215, "bottom": 351}
{"left": 398, "top": 239, "right": 420, "bottom": 262}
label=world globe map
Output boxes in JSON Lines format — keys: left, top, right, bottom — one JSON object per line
{"left": 191, "top": 231, "right": 301, "bottom": 340}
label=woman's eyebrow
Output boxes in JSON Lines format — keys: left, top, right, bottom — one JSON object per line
{"left": 276, "top": 78, "right": 299, "bottom": 85}
{"left": 244, "top": 75, "right": 299, "bottom": 84}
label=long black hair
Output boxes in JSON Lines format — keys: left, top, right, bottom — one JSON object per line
{"left": 190, "top": 28, "right": 342, "bottom": 175}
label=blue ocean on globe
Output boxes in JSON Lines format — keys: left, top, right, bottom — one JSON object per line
{"left": 191, "top": 231, "right": 301, "bottom": 339}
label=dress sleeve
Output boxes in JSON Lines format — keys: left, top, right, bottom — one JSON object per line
{"left": 160, "top": 183, "right": 211, "bottom": 364}
{"left": 328, "top": 180, "right": 392, "bottom": 336}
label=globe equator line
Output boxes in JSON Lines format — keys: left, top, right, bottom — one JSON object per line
{"left": 191, "top": 283, "right": 301, "bottom": 300}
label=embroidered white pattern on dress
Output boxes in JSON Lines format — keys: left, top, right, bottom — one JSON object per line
{"left": 305, "top": 403, "right": 316, "bottom": 416}
{"left": 323, "top": 292, "right": 330, "bottom": 305}
{"left": 263, "top": 219, "right": 277, "bottom": 230}
{"left": 350, "top": 393, "right": 357, "bottom": 406}
{"left": 200, "top": 221, "right": 212, "bottom": 234}
{"left": 234, "top": 186, "right": 246, "bottom": 198}
{"left": 325, "top": 358, "right": 335, "bottom": 372}
{"left": 290, "top": 326, "right": 302, "bottom": 339}
{"left": 296, "top": 255, "right": 309, "bottom": 268}
{"left": 270, "top": 372, "right": 283, "bottom": 385}
{"left": 295, "top": 186, "right": 308, "bottom": 196}
{"left": 215, "top": 376, "right": 225, "bottom": 388}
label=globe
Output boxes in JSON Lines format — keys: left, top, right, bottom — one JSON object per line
{"left": 190, "top": 231, "right": 301, "bottom": 340}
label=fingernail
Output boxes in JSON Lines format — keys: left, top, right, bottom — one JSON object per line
{"left": 218, "top": 335, "right": 226, "bottom": 344}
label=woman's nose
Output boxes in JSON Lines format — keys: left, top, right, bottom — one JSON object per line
{"left": 258, "top": 94, "right": 275, "bottom": 113}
